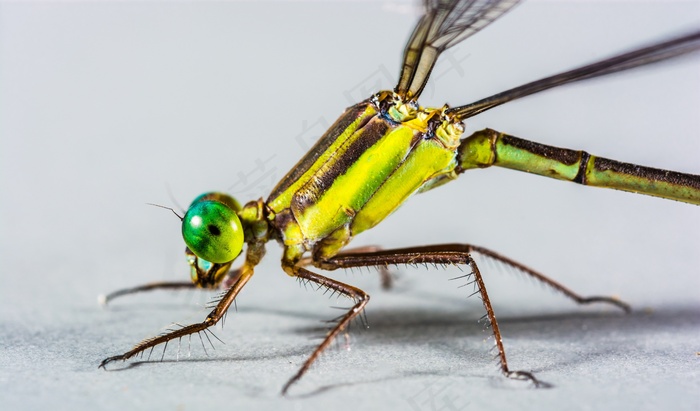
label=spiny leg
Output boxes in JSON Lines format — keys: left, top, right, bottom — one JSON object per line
{"left": 326, "top": 243, "right": 629, "bottom": 312}
{"left": 102, "top": 246, "right": 392, "bottom": 306}
{"left": 337, "top": 246, "right": 393, "bottom": 290}
{"left": 301, "top": 245, "right": 394, "bottom": 290}
{"left": 319, "top": 243, "right": 628, "bottom": 386}
{"left": 99, "top": 265, "right": 253, "bottom": 368}
{"left": 468, "top": 245, "right": 630, "bottom": 312}
{"left": 281, "top": 266, "right": 369, "bottom": 395}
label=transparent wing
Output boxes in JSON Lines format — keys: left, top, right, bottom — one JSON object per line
{"left": 396, "top": 0, "right": 521, "bottom": 99}
{"left": 448, "top": 29, "right": 700, "bottom": 120}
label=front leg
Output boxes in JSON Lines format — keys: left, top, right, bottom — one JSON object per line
{"left": 100, "top": 258, "right": 240, "bottom": 305}
{"left": 99, "top": 268, "right": 252, "bottom": 368}
{"left": 99, "top": 244, "right": 263, "bottom": 369}
{"left": 98, "top": 281, "right": 197, "bottom": 306}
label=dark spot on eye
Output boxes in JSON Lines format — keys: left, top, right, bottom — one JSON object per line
{"left": 207, "top": 225, "right": 221, "bottom": 236}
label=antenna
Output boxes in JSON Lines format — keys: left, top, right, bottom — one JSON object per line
{"left": 146, "top": 203, "right": 183, "bottom": 221}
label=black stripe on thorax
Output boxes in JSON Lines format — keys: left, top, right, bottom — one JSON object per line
{"left": 303, "top": 118, "right": 390, "bottom": 197}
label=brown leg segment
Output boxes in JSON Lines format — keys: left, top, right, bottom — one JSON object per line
{"left": 99, "top": 243, "right": 262, "bottom": 369}
{"left": 99, "top": 281, "right": 197, "bottom": 305}
{"left": 100, "top": 267, "right": 245, "bottom": 305}
{"left": 317, "top": 243, "right": 629, "bottom": 387}
{"left": 326, "top": 244, "right": 629, "bottom": 312}
{"left": 281, "top": 265, "right": 369, "bottom": 395}
{"left": 468, "top": 245, "right": 630, "bottom": 312}
{"left": 300, "top": 245, "right": 394, "bottom": 290}
{"left": 103, "top": 245, "right": 393, "bottom": 306}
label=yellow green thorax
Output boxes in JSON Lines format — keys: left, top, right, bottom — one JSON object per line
{"left": 266, "top": 91, "right": 463, "bottom": 256}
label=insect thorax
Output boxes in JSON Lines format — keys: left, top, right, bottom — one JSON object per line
{"left": 265, "top": 91, "right": 464, "bottom": 257}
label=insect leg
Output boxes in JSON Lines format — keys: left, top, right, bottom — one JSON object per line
{"left": 281, "top": 265, "right": 369, "bottom": 395}
{"left": 99, "top": 262, "right": 254, "bottom": 368}
{"left": 319, "top": 243, "right": 626, "bottom": 386}
{"left": 98, "top": 281, "right": 197, "bottom": 305}
{"left": 302, "top": 245, "right": 393, "bottom": 290}
{"left": 468, "top": 245, "right": 630, "bottom": 312}
{"left": 102, "top": 246, "right": 391, "bottom": 306}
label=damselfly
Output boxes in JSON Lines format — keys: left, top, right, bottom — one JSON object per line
{"left": 99, "top": 0, "right": 700, "bottom": 394}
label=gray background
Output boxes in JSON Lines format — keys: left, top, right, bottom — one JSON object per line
{"left": 1, "top": 0, "right": 699, "bottom": 410}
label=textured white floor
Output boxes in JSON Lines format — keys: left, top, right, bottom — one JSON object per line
{"left": 2, "top": 1, "right": 699, "bottom": 410}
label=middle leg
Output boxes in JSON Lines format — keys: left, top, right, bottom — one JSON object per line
{"left": 281, "top": 263, "right": 370, "bottom": 395}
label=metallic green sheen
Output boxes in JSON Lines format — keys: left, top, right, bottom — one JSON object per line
{"left": 190, "top": 192, "right": 242, "bottom": 212}
{"left": 182, "top": 200, "right": 244, "bottom": 263}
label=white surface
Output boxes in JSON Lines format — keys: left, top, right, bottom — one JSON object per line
{"left": 1, "top": 1, "right": 699, "bottom": 410}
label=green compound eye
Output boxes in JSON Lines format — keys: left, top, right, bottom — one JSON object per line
{"left": 182, "top": 199, "right": 244, "bottom": 263}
